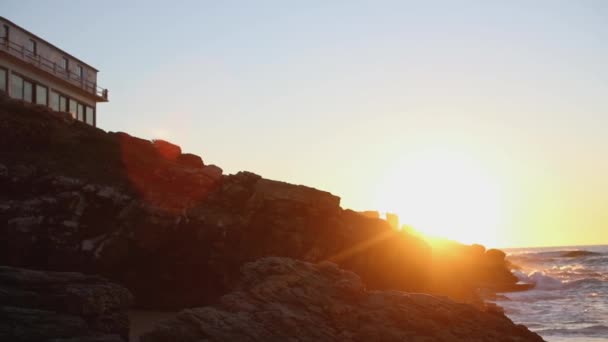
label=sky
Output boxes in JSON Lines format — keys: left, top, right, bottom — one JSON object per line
{"left": 3, "top": 0, "right": 608, "bottom": 248}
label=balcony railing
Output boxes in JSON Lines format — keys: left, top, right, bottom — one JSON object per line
{"left": 0, "top": 36, "right": 108, "bottom": 101}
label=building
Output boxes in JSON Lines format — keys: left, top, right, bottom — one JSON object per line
{"left": 0, "top": 16, "right": 107, "bottom": 127}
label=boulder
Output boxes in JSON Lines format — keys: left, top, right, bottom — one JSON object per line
{"left": 151, "top": 139, "right": 181, "bottom": 161}
{"left": 201, "top": 164, "right": 223, "bottom": 182}
{"left": 486, "top": 249, "right": 507, "bottom": 263}
{"left": 0, "top": 266, "right": 132, "bottom": 342}
{"left": 176, "top": 153, "right": 204, "bottom": 169}
{"left": 140, "top": 257, "right": 544, "bottom": 342}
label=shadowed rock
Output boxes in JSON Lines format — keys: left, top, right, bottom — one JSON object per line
{"left": 0, "top": 94, "right": 519, "bottom": 309}
{"left": 176, "top": 153, "right": 204, "bottom": 169}
{"left": 0, "top": 266, "right": 132, "bottom": 342}
{"left": 140, "top": 257, "right": 545, "bottom": 342}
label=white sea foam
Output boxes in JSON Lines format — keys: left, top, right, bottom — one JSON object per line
{"left": 514, "top": 270, "right": 564, "bottom": 290}
{"left": 495, "top": 245, "right": 608, "bottom": 342}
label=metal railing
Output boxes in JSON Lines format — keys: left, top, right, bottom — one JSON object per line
{"left": 0, "top": 36, "right": 108, "bottom": 101}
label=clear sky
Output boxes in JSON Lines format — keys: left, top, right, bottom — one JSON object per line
{"left": 4, "top": 1, "right": 608, "bottom": 248}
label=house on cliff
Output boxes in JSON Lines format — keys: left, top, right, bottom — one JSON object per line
{"left": 0, "top": 16, "right": 107, "bottom": 127}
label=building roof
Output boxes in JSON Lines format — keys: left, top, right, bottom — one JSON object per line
{"left": 0, "top": 16, "right": 99, "bottom": 72}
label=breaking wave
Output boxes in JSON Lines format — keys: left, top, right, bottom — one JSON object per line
{"left": 513, "top": 270, "right": 563, "bottom": 290}
{"left": 537, "top": 324, "right": 608, "bottom": 337}
{"left": 496, "top": 245, "right": 608, "bottom": 342}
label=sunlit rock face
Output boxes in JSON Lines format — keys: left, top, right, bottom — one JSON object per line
{"left": 0, "top": 266, "right": 132, "bottom": 342}
{"left": 0, "top": 95, "right": 518, "bottom": 310}
{"left": 427, "top": 242, "right": 525, "bottom": 301}
{"left": 140, "top": 257, "right": 545, "bottom": 342}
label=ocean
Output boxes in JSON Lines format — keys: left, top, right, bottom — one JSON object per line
{"left": 495, "top": 245, "right": 608, "bottom": 342}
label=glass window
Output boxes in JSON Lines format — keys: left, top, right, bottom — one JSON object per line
{"left": 77, "top": 103, "right": 84, "bottom": 121}
{"left": 28, "top": 39, "right": 36, "bottom": 55}
{"left": 11, "top": 74, "right": 23, "bottom": 100}
{"left": 23, "top": 81, "right": 33, "bottom": 103}
{"left": 59, "top": 95, "right": 67, "bottom": 112}
{"left": 76, "top": 65, "right": 83, "bottom": 80}
{"left": 50, "top": 91, "right": 59, "bottom": 111}
{"left": 1, "top": 25, "right": 8, "bottom": 51}
{"left": 69, "top": 98, "right": 77, "bottom": 118}
{"left": 1, "top": 25, "right": 8, "bottom": 40}
{"left": 61, "top": 57, "right": 68, "bottom": 70}
{"left": 86, "top": 106, "right": 95, "bottom": 126}
{"left": 0, "top": 68, "right": 6, "bottom": 93}
{"left": 35, "top": 84, "right": 47, "bottom": 105}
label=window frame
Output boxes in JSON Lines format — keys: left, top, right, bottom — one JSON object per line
{"left": 23, "top": 79, "right": 33, "bottom": 103}
{"left": 68, "top": 98, "right": 78, "bottom": 119}
{"left": 61, "top": 57, "right": 69, "bottom": 71}
{"left": 35, "top": 84, "right": 48, "bottom": 106}
{"left": 59, "top": 95, "right": 68, "bottom": 112}
{"left": 9, "top": 72, "right": 48, "bottom": 104}
{"left": 49, "top": 90, "right": 59, "bottom": 111}
{"left": 85, "top": 106, "right": 95, "bottom": 126}
{"left": 1, "top": 24, "right": 8, "bottom": 40}
{"left": 0, "top": 66, "right": 7, "bottom": 94}
{"left": 77, "top": 102, "right": 85, "bottom": 121}
{"left": 10, "top": 72, "right": 24, "bottom": 100}
{"left": 28, "top": 39, "right": 37, "bottom": 56}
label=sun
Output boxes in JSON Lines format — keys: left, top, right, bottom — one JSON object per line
{"left": 373, "top": 148, "right": 507, "bottom": 247}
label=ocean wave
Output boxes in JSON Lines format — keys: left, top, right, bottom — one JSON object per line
{"left": 551, "top": 264, "right": 604, "bottom": 279}
{"left": 509, "top": 254, "right": 606, "bottom": 285}
{"left": 560, "top": 250, "right": 602, "bottom": 258}
{"left": 514, "top": 270, "right": 563, "bottom": 290}
{"left": 501, "top": 246, "right": 608, "bottom": 341}
{"left": 508, "top": 250, "right": 604, "bottom": 262}
{"left": 586, "top": 256, "right": 608, "bottom": 265}
{"left": 538, "top": 324, "right": 608, "bottom": 337}
{"left": 563, "top": 278, "right": 605, "bottom": 290}
{"left": 501, "top": 291, "right": 565, "bottom": 302}
{"left": 513, "top": 269, "right": 606, "bottom": 291}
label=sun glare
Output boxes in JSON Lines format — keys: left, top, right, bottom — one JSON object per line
{"left": 374, "top": 148, "right": 506, "bottom": 247}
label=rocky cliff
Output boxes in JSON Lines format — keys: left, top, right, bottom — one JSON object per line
{"left": 140, "top": 257, "right": 543, "bottom": 342}
{"left": 0, "top": 93, "right": 536, "bottom": 340}
{"left": 0, "top": 93, "right": 521, "bottom": 308}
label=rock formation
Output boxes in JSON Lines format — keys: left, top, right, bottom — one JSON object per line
{"left": 426, "top": 241, "right": 527, "bottom": 300}
{"left": 0, "top": 266, "right": 132, "bottom": 342}
{"left": 140, "top": 257, "right": 544, "bottom": 342}
{"left": 0, "top": 93, "right": 522, "bottom": 310}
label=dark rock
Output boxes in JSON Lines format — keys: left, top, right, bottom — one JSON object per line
{"left": 140, "top": 257, "right": 545, "bottom": 342}
{"left": 201, "top": 164, "right": 223, "bottom": 182}
{"left": 0, "top": 266, "right": 132, "bottom": 342}
{"left": 486, "top": 249, "right": 507, "bottom": 263}
{"left": 176, "top": 153, "right": 204, "bottom": 168}
{"left": 0, "top": 306, "right": 89, "bottom": 342}
{"left": 0, "top": 97, "right": 520, "bottom": 310}
{"left": 151, "top": 139, "right": 181, "bottom": 161}
{"left": 51, "top": 336, "right": 125, "bottom": 342}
